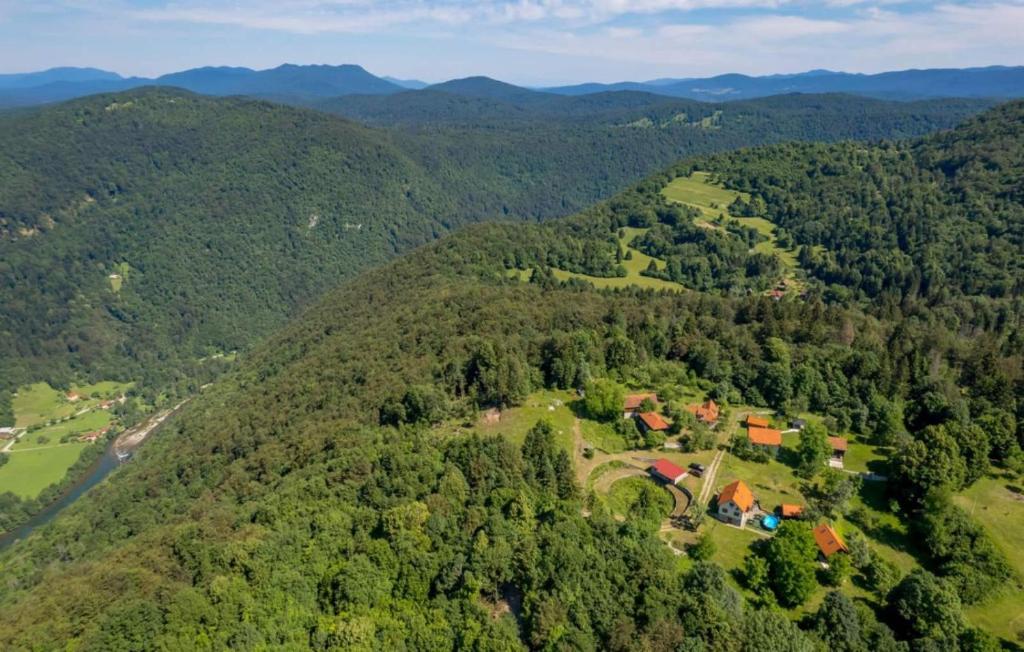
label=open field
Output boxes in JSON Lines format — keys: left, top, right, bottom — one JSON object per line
{"left": 956, "top": 473, "right": 1024, "bottom": 640}
{"left": 11, "top": 383, "right": 79, "bottom": 428}
{"left": 0, "top": 443, "right": 89, "bottom": 498}
{"left": 71, "top": 380, "right": 131, "bottom": 399}
{"left": 14, "top": 410, "right": 111, "bottom": 449}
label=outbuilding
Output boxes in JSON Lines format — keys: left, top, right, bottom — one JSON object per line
{"left": 650, "top": 459, "right": 687, "bottom": 484}
{"left": 812, "top": 523, "right": 848, "bottom": 560}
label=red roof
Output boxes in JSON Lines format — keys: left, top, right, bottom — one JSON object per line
{"left": 638, "top": 411, "right": 670, "bottom": 431}
{"left": 746, "top": 415, "right": 770, "bottom": 428}
{"left": 827, "top": 436, "right": 848, "bottom": 452}
{"left": 812, "top": 523, "right": 848, "bottom": 558}
{"left": 624, "top": 393, "right": 658, "bottom": 410}
{"left": 748, "top": 427, "right": 782, "bottom": 446}
{"left": 650, "top": 459, "right": 686, "bottom": 481}
{"left": 719, "top": 480, "right": 755, "bottom": 512}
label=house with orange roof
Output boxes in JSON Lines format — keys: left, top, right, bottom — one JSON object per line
{"left": 746, "top": 415, "right": 770, "bottom": 428}
{"left": 812, "top": 523, "right": 848, "bottom": 560}
{"left": 623, "top": 393, "right": 658, "bottom": 419}
{"left": 747, "top": 426, "right": 782, "bottom": 454}
{"left": 717, "top": 479, "right": 755, "bottom": 526}
{"left": 827, "top": 436, "right": 848, "bottom": 468}
{"left": 686, "top": 399, "right": 720, "bottom": 425}
{"left": 637, "top": 411, "right": 670, "bottom": 434}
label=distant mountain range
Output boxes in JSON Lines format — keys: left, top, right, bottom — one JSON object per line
{"left": 544, "top": 66, "right": 1024, "bottom": 101}
{"left": 1, "top": 64, "right": 1022, "bottom": 108}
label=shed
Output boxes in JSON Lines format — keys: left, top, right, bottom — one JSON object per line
{"left": 650, "top": 459, "right": 687, "bottom": 484}
{"left": 812, "top": 523, "right": 848, "bottom": 559}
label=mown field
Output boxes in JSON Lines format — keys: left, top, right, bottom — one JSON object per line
{"left": 0, "top": 381, "right": 128, "bottom": 499}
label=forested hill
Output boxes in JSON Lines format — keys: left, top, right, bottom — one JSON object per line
{"left": 0, "top": 88, "right": 990, "bottom": 407}
{"left": 1, "top": 102, "right": 1023, "bottom": 649}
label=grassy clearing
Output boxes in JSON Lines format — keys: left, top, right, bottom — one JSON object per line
{"left": 661, "top": 171, "right": 740, "bottom": 221}
{"left": 462, "top": 389, "right": 578, "bottom": 452}
{"left": 604, "top": 476, "right": 673, "bottom": 520}
{"left": 508, "top": 227, "right": 685, "bottom": 292}
{"left": 578, "top": 419, "right": 629, "bottom": 453}
{"left": 0, "top": 443, "right": 90, "bottom": 498}
{"left": 14, "top": 410, "right": 111, "bottom": 449}
{"left": 661, "top": 172, "right": 803, "bottom": 282}
{"left": 714, "top": 452, "right": 805, "bottom": 512}
{"left": 71, "top": 380, "right": 131, "bottom": 399}
{"left": 956, "top": 469, "right": 1024, "bottom": 643}
{"left": 11, "top": 383, "right": 78, "bottom": 428}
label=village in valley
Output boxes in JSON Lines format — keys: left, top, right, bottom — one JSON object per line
{"left": 0, "top": 382, "right": 133, "bottom": 501}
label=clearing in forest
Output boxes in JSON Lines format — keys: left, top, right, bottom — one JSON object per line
{"left": 661, "top": 171, "right": 801, "bottom": 277}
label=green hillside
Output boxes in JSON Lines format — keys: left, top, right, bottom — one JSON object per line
{"left": 1, "top": 101, "right": 1022, "bottom": 649}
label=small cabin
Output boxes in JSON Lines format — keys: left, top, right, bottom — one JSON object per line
{"left": 623, "top": 393, "right": 658, "bottom": 419}
{"left": 637, "top": 411, "right": 670, "bottom": 434}
{"left": 812, "top": 523, "right": 848, "bottom": 561}
{"left": 827, "top": 436, "right": 848, "bottom": 468}
{"left": 746, "top": 415, "right": 770, "bottom": 429}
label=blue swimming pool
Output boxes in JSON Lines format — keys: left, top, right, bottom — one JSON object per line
{"left": 762, "top": 515, "right": 780, "bottom": 531}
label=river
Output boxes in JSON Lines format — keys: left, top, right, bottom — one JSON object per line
{"left": 0, "top": 399, "right": 188, "bottom": 551}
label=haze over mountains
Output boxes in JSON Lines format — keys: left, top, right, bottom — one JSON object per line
{"left": 2, "top": 63, "right": 1023, "bottom": 108}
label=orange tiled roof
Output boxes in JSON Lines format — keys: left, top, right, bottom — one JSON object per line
{"left": 746, "top": 415, "right": 770, "bottom": 428}
{"left": 638, "top": 411, "right": 670, "bottom": 431}
{"left": 719, "top": 479, "right": 755, "bottom": 512}
{"left": 624, "top": 393, "right": 658, "bottom": 410}
{"left": 686, "top": 399, "right": 720, "bottom": 423}
{"left": 813, "top": 523, "right": 848, "bottom": 558}
{"left": 827, "top": 436, "right": 848, "bottom": 452}
{"left": 781, "top": 504, "right": 803, "bottom": 518}
{"left": 748, "top": 426, "right": 782, "bottom": 446}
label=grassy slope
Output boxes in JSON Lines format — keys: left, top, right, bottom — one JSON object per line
{"left": 661, "top": 171, "right": 800, "bottom": 271}
{"left": 955, "top": 474, "right": 1024, "bottom": 640}
{"left": 0, "top": 444, "right": 90, "bottom": 498}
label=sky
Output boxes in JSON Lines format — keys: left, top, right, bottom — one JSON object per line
{"left": 1, "top": 1, "right": 1022, "bottom": 85}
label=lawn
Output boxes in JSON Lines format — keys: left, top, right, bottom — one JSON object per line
{"left": 578, "top": 419, "right": 629, "bottom": 453}
{"left": 11, "top": 383, "right": 79, "bottom": 428}
{"left": 955, "top": 473, "right": 1024, "bottom": 641}
{"left": 605, "top": 476, "right": 673, "bottom": 520}
{"left": 0, "top": 443, "right": 90, "bottom": 498}
{"left": 714, "top": 452, "right": 806, "bottom": 512}
{"left": 14, "top": 410, "right": 112, "bottom": 449}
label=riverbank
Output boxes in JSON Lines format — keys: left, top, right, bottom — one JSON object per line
{"left": 0, "top": 398, "right": 190, "bottom": 550}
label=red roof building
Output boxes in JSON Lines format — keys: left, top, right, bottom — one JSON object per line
{"left": 638, "top": 411, "right": 670, "bottom": 432}
{"left": 828, "top": 436, "right": 848, "bottom": 454}
{"left": 650, "top": 459, "right": 687, "bottom": 484}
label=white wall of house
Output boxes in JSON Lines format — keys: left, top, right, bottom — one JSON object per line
{"left": 717, "top": 500, "right": 749, "bottom": 526}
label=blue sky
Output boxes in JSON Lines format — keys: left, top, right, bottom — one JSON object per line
{"left": 1, "top": 1, "right": 1022, "bottom": 85}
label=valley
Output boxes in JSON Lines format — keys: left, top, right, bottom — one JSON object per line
{"left": 0, "top": 67, "right": 1022, "bottom": 651}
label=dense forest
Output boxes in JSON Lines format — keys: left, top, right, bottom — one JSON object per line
{"left": 0, "top": 88, "right": 990, "bottom": 420}
{"left": 0, "top": 101, "right": 1022, "bottom": 649}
